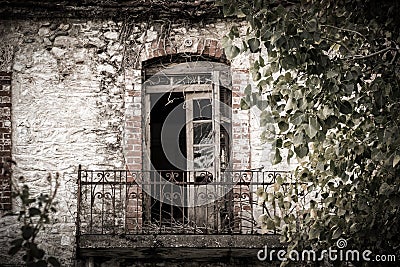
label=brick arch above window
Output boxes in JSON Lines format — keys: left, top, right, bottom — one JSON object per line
{"left": 145, "top": 38, "right": 227, "bottom": 63}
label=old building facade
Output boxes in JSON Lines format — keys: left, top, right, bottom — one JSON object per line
{"left": 0, "top": 1, "right": 294, "bottom": 266}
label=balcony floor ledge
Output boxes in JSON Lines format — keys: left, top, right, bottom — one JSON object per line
{"left": 78, "top": 234, "right": 285, "bottom": 259}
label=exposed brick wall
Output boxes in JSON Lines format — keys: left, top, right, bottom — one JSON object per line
{"left": 124, "top": 85, "right": 143, "bottom": 174}
{"left": 231, "top": 69, "right": 251, "bottom": 170}
{"left": 146, "top": 39, "right": 226, "bottom": 62}
{"left": 0, "top": 72, "right": 12, "bottom": 210}
{"left": 126, "top": 182, "right": 143, "bottom": 233}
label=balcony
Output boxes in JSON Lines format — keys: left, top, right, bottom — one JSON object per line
{"left": 76, "top": 167, "right": 291, "bottom": 261}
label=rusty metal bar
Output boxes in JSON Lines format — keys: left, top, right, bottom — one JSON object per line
{"left": 76, "top": 165, "right": 82, "bottom": 259}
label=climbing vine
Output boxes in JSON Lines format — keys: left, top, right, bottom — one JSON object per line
{"left": 218, "top": 0, "right": 400, "bottom": 265}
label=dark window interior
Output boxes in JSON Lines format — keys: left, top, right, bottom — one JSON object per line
{"left": 150, "top": 92, "right": 186, "bottom": 223}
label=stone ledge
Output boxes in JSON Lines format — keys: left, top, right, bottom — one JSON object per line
{"left": 78, "top": 234, "right": 285, "bottom": 259}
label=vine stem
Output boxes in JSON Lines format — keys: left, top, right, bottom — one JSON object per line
{"left": 321, "top": 24, "right": 366, "bottom": 39}
{"left": 345, "top": 47, "right": 397, "bottom": 61}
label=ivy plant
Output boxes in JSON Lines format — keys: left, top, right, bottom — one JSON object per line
{"left": 1, "top": 160, "right": 61, "bottom": 267}
{"left": 218, "top": 0, "right": 400, "bottom": 266}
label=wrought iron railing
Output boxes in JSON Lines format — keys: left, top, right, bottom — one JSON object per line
{"left": 77, "top": 166, "right": 292, "bottom": 236}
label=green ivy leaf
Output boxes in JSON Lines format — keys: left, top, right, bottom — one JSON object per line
{"left": 273, "top": 148, "right": 282, "bottom": 164}
{"left": 379, "top": 183, "right": 392, "bottom": 196}
{"left": 307, "top": 18, "right": 318, "bottom": 32}
{"left": 325, "top": 115, "right": 338, "bottom": 128}
{"left": 224, "top": 45, "right": 240, "bottom": 59}
{"left": 290, "top": 111, "right": 304, "bottom": 125}
{"left": 256, "top": 98, "right": 268, "bottom": 110}
{"left": 8, "top": 245, "right": 22, "bottom": 256}
{"left": 338, "top": 100, "right": 352, "bottom": 115}
{"left": 304, "top": 115, "right": 320, "bottom": 139}
{"left": 350, "top": 223, "right": 361, "bottom": 234}
{"left": 248, "top": 38, "right": 261, "bottom": 52}
{"left": 259, "top": 55, "right": 265, "bottom": 67}
{"left": 228, "top": 26, "right": 239, "bottom": 39}
{"left": 393, "top": 154, "right": 400, "bottom": 167}
{"left": 276, "top": 174, "right": 284, "bottom": 185}
{"left": 266, "top": 217, "right": 275, "bottom": 230}
{"left": 287, "top": 149, "right": 295, "bottom": 164}
{"left": 22, "top": 226, "right": 34, "bottom": 240}
{"left": 223, "top": 3, "right": 237, "bottom": 16}
{"left": 254, "top": 0, "right": 264, "bottom": 9}
{"left": 29, "top": 207, "right": 41, "bottom": 217}
{"left": 26, "top": 242, "right": 45, "bottom": 259}
{"left": 278, "top": 121, "right": 289, "bottom": 132}
{"left": 309, "top": 224, "right": 321, "bottom": 239}
{"left": 293, "top": 131, "right": 304, "bottom": 146}
{"left": 284, "top": 96, "right": 295, "bottom": 111}
{"left": 294, "top": 145, "right": 309, "bottom": 158}
{"left": 327, "top": 70, "right": 339, "bottom": 79}
{"left": 281, "top": 55, "right": 296, "bottom": 69}
{"left": 48, "top": 257, "right": 61, "bottom": 267}
{"left": 332, "top": 227, "right": 342, "bottom": 239}
{"left": 10, "top": 238, "right": 24, "bottom": 247}
{"left": 240, "top": 98, "right": 250, "bottom": 110}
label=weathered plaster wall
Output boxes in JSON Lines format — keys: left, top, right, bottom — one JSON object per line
{"left": 0, "top": 19, "right": 125, "bottom": 266}
{"left": 250, "top": 105, "right": 298, "bottom": 171}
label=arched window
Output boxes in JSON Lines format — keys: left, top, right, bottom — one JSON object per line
{"left": 142, "top": 60, "right": 232, "bottom": 229}
{"left": 143, "top": 60, "right": 232, "bottom": 179}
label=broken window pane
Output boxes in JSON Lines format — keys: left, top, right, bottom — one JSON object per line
{"left": 193, "top": 146, "right": 214, "bottom": 169}
{"left": 193, "top": 122, "right": 213, "bottom": 145}
{"left": 174, "top": 74, "right": 212, "bottom": 85}
{"left": 193, "top": 99, "right": 212, "bottom": 120}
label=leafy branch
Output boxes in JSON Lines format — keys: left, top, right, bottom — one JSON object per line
{"left": 345, "top": 46, "right": 398, "bottom": 61}
{"left": 1, "top": 161, "right": 61, "bottom": 267}
{"left": 320, "top": 24, "right": 367, "bottom": 39}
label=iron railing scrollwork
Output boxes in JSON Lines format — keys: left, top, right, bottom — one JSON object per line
{"left": 77, "top": 166, "right": 293, "bottom": 236}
